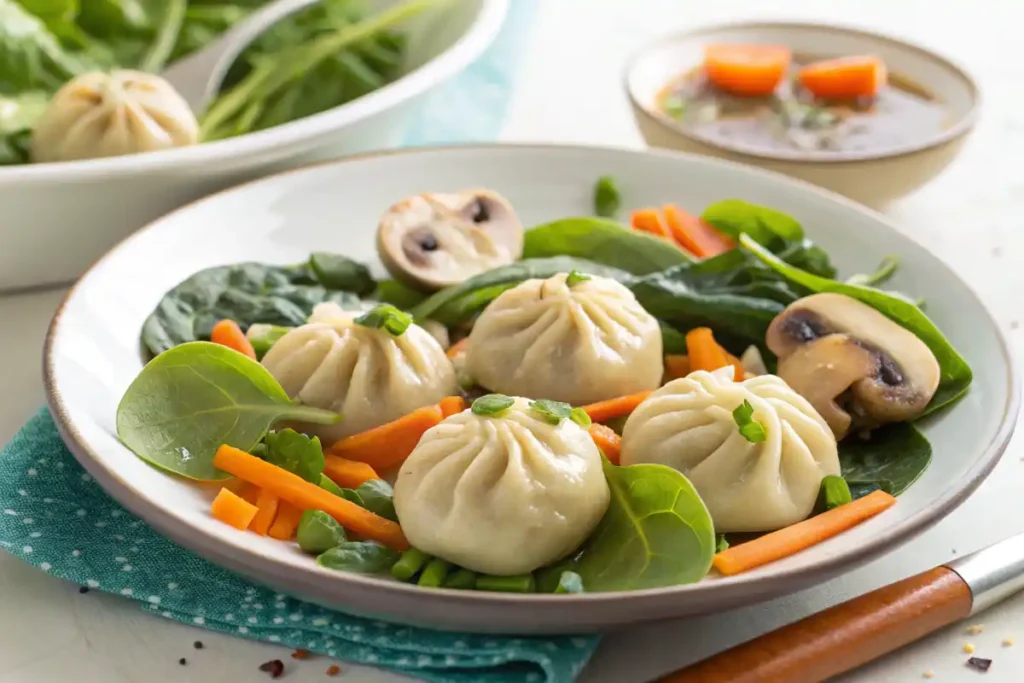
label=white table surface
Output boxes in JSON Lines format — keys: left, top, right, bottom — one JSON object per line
{"left": 2, "top": 1, "right": 1023, "bottom": 681}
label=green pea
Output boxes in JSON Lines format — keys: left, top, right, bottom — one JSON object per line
{"left": 296, "top": 510, "right": 346, "bottom": 555}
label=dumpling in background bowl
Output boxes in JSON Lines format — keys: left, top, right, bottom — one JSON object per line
{"left": 464, "top": 272, "right": 663, "bottom": 405}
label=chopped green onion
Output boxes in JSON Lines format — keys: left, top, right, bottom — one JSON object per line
{"left": 554, "top": 571, "right": 584, "bottom": 594}
{"left": 663, "top": 95, "right": 686, "bottom": 120}
{"left": 845, "top": 255, "right": 900, "bottom": 288}
{"left": 732, "top": 399, "right": 766, "bottom": 443}
{"left": 417, "top": 558, "right": 452, "bottom": 588}
{"left": 815, "top": 475, "right": 853, "bottom": 514}
{"left": 443, "top": 568, "right": 478, "bottom": 590}
{"left": 593, "top": 176, "right": 621, "bottom": 218}
{"left": 471, "top": 394, "right": 515, "bottom": 417}
{"left": 565, "top": 269, "right": 591, "bottom": 287}
{"left": 246, "top": 324, "right": 291, "bottom": 359}
{"left": 391, "top": 548, "right": 430, "bottom": 582}
{"left": 354, "top": 303, "right": 412, "bottom": 336}
{"left": 715, "top": 534, "right": 729, "bottom": 553}
{"left": 529, "top": 399, "right": 573, "bottom": 425}
{"left": 569, "top": 407, "right": 591, "bottom": 428}
{"left": 475, "top": 573, "right": 537, "bottom": 593}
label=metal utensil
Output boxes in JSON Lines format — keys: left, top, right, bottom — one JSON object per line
{"left": 161, "top": 0, "right": 321, "bottom": 114}
{"left": 659, "top": 533, "right": 1024, "bottom": 683}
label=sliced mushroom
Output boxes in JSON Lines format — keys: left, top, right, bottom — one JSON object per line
{"left": 766, "top": 292, "right": 940, "bottom": 439}
{"left": 376, "top": 188, "right": 523, "bottom": 291}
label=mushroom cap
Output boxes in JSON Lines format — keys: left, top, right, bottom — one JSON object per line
{"left": 766, "top": 292, "right": 941, "bottom": 437}
{"left": 376, "top": 188, "right": 524, "bottom": 291}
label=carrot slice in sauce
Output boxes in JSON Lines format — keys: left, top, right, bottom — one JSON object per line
{"left": 704, "top": 44, "right": 791, "bottom": 97}
{"left": 799, "top": 55, "right": 887, "bottom": 100}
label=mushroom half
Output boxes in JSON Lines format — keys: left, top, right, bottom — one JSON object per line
{"left": 766, "top": 292, "right": 940, "bottom": 439}
{"left": 376, "top": 189, "right": 524, "bottom": 291}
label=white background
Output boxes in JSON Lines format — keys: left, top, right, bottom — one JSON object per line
{"left": 2, "top": 0, "right": 1024, "bottom": 681}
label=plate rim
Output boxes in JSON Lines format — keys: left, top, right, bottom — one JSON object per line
{"left": 43, "top": 142, "right": 1022, "bottom": 614}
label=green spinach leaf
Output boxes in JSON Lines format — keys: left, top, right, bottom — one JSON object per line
{"left": 140, "top": 253, "right": 374, "bottom": 357}
{"left": 410, "top": 257, "right": 633, "bottom": 326}
{"left": 297, "top": 510, "right": 347, "bottom": 554}
{"left": 741, "top": 235, "right": 972, "bottom": 415}
{"left": 0, "top": 0, "right": 90, "bottom": 91}
{"left": 317, "top": 541, "right": 399, "bottom": 573}
{"left": 840, "top": 423, "right": 932, "bottom": 499}
{"left": 573, "top": 460, "right": 715, "bottom": 591}
{"left": 263, "top": 428, "right": 325, "bottom": 483}
{"left": 116, "top": 341, "right": 341, "bottom": 481}
{"left": 353, "top": 479, "right": 397, "bottom": 522}
{"left": 523, "top": 217, "right": 693, "bottom": 275}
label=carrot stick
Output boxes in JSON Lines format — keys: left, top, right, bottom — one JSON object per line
{"left": 327, "top": 405, "right": 444, "bottom": 470}
{"left": 249, "top": 488, "right": 281, "bottom": 536}
{"left": 686, "top": 327, "right": 734, "bottom": 375}
{"left": 799, "top": 55, "right": 887, "bottom": 100}
{"left": 446, "top": 337, "right": 469, "bottom": 360}
{"left": 439, "top": 395, "right": 466, "bottom": 418}
{"left": 268, "top": 501, "right": 304, "bottom": 540}
{"left": 213, "top": 445, "right": 408, "bottom": 550}
{"left": 663, "top": 204, "right": 735, "bottom": 258}
{"left": 210, "top": 488, "right": 259, "bottom": 531}
{"left": 664, "top": 354, "right": 691, "bottom": 382}
{"left": 704, "top": 44, "right": 791, "bottom": 97}
{"left": 210, "top": 319, "right": 257, "bottom": 360}
{"left": 589, "top": 423, "right": 622, "bottom": 465}
{"left": 239, "top": 483, "right": 261, "bottom": 506}
{"left": 713, "top": 490, "right": 897, "bottom": 576}
{"left": 582, "top": 391, "right": 653, "bottom": 424}
{"left": 323, "top": 454, "right": 379, "bottom": 489}
{"left": 631, "top": 208, "right": 671, "bottom": 239}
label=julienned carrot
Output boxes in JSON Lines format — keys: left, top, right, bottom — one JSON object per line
{"left": 439, "top": 395, "right": 466, "bottom": 418}
{"left": 211, "top": 488, "right": 259, "bottom": 530}
{"left": 323, "top": 454, "right": 379, "bottom": 489}
{"left": 446, "top": 337, "right": 469, "bottom": 360}
{"left": 327, "top": 405, "right": 444, "bottom": 470}
{"left": 249, "top": 488, "right": 281, "bottom": 536}
{"left": 799, "top": 55, "right": 887, "bottom": 100}
{"left": 662, "top": 204, "right": 735, "bottom": 258}
{"left": 582, "top": 391, "right": 653, "bottom": 424}
{"left": 268, "top": 501, "right": 304, "bottom": 540}
{"left": 631, "top": 209, "right": 671, "bottom": 239}
{"left": 664, "top": 354, "right": 691, "bottom": 382}
{"left": 713, "top": 490, "right": 897, "bottom": 576}
{"left": 704, "top": 44, "right": 791, "bottom": 97}
{"left": 685, "top": 327, "right": 743, "bottom": 378}
{"left": 589, "top": 423, "right": 622, "bottom": 465}
{"left": 210, "top": 319, "right": 257, "bottom": 360}
{"left": 213, "top": 445, "right": 408, "bottom": 550}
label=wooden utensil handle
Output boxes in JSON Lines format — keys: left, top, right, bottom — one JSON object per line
{"left": 658, "top": 567, "right": 972, "bottom": 683}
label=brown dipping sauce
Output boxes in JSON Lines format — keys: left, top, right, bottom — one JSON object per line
{"left": 658, "top": 56, "right": 949, "bottom": 157}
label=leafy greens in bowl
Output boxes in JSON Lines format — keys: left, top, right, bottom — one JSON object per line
{"left": 44, "top": 144, "right": 1016, "bottom": 634}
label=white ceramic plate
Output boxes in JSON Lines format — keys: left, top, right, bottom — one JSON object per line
{"left": 44, "top": 145, "right": 1019, "bottom": 634}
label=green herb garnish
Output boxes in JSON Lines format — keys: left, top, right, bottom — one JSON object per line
{"left": 354, "top": 303, "right": 412, "bottom": 336}
{"left": 593, "top": 176, "right": 621, "bottom": 218}
{"left": 715, "top": 534, "right": 729, "bottom": 553}
{"left": 732, "top": 399, "right": 766, "bottom": 443}
{"left": 471, "top": 394, "right": 515, "bottom": 417}
{"left": 263, "top": 428, "right": 325, "bottom": 483}
{"left": 565, "top": 269, "right": 591, "bottom": 287}
{"left": 815, "top": 475, "right": 853, "bottom": 514}
{"left": 845, "top": 255, "right": 900, "bottom": 288}
{"left": 529, "top": 399, "right": 573, "bottom": 425}
{"left": 663, "top": 95, "right": 686, "bottom": 120}
{"left": 569, "top": 407, "right": 592, "bottom": 428}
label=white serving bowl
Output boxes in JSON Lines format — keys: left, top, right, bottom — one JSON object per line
{"left": 45, "top": 144, "right": 1018, "bottom": 634}
{"left": 0, "top": 0, "right": 507, "bottom": 292}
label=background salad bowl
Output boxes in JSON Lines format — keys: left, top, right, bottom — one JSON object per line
{"left": 0, "top": 0, "right": 507, "bottom": 292}
{"left": 44, "top": 144, "right": 1017, "bottom": 634}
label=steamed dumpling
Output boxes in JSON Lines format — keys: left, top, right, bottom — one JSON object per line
{"left": 394, "top": 397, "right": 610, "bottom": 575}
{"left": 261, "top": 303, "right": 458, "bottom": 443}
{"left": 464, "top": 273, "right": 663, "bottom": 405}
{"left": 620, "top": 367, "right": 839, "bottom": 533}
{"left": 31, "top": 70, "right": 199, "bottom": 163}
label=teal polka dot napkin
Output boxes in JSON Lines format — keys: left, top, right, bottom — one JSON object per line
{"left": 0, "top": 410, "right": 598, "bottom": 682}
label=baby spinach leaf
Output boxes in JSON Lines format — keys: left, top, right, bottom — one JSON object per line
{"left": 116, "top": 341, "right": 341, "bottom": 481}
{"left": 741, "top": 235, "right": 973, "bottom": 415}
{"left": 840, "top": 423, "right": 932, "bottom": 499}
{"left": 141, "top": 254, "right": 374, "bottom": 357}
{"left": 573, "top": 460, "right": 715, "bottom": 591}
{"left": 0, "top": 0, "right": 90, "bottom": 91}
{"left": 297, "top": 510, "right": 347, "bottom": 554}
{"left": 523, "top": 217, "right": 693, "bottom": 275}
{"left": 263, "top": 428, "right": 324, "bottom": 483}
{"left": 317, "top": 541, "right": 399, "bottom": 573}
{"left": 318, "top": 473, "right": 347, "bottom": 498}
{"left": 353, "top": 479, "right": 397, "bottom": 522}
{"left": 410, "top": 257, "right": 632, "bottom": 326}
